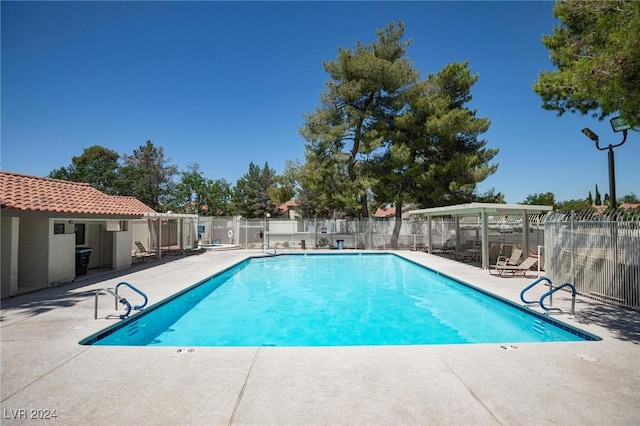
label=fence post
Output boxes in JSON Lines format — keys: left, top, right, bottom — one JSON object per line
{"left": 570, "top": 210, "right": 575, "bottom": 286}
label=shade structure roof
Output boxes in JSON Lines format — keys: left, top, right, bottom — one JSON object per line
{"left": 407, "top": 202, "right": 553, "bottom": 217}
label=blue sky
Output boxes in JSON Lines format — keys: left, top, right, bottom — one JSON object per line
{"left": 2, "top": 1, "right": 638, "bottom": 204}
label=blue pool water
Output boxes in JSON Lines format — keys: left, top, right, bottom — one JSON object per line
{"left": 82, "top": 254, "right": 598, "bottom": 346}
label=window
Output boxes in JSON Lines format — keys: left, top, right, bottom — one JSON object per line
{"left": 53, "top": 223, "right": 65, "bottom": 235}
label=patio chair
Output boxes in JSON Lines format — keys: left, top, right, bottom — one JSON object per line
{"left": 431, "top": 236, "right": 457, "bottom": 254}
{"left": 489, "top": 256, "right": 538, "bottom": 277}
{"left": 495, "top": 247, "right": 523, "bottom": 267}
{"left": 133, "top": 241, "right": 155, "bottom": 263}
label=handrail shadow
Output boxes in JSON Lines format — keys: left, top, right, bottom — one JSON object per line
{"left": 0, "top": 253, "right": 197, "bottom": 321}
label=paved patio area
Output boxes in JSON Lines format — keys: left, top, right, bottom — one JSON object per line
{"left": 1, "top": 250, "right": 639, "bottom": 425}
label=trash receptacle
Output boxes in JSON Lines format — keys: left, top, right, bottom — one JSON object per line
{"left": 337, "top": 239, "right": 344, "bottom": 250}
{"left": 300, "top": 240, "right": 306, "bottom": 250}
{"left": 75, "top": 248, "right": 92, "bottom": 276}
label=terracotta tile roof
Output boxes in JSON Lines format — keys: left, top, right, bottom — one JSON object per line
{"left": 593, "top": 203, "right": 640, "bottom": 211}
{"left": 374, "top": 206, "right": 396, "bottom": 217}
{"left": 374, "top": 205, "right": 414, "bottom": 218}
{"left": 278, "top": 199, "right": 298, "bottom": 213}
{"left": 111, "top": 196, "right": 156, "bottom": 214}
{"left": 0, "top": 171, "right": 153, "bottom": 216}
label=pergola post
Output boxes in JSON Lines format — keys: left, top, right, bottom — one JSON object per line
{"left": 481, "top": 209, "right": 488, "bottom": 269}
{"left": 522, "top": 212, "right": 530, "bottom": 259}
{"left": 427, "top": 215, "right": 432, "bottom": 253}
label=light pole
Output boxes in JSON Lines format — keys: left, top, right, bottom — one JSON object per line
{"left": 265, "top": 213, "right": 271, "bottom": 248}
{"left": 581, "top": 116, "right": 630, "bottom": 210}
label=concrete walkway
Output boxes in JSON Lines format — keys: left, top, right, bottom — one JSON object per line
{"left": 1, "top": 250, "right": 639, "bottom": 425}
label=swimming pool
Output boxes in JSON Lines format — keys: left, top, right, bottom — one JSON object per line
{"left": 81, "top": 253, "right": 599, "bottom": 346}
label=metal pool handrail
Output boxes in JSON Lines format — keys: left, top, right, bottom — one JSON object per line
{"left": 115, "top": 281, "right": 148, "bottom": 310}
{"left": 520, "top": 277, "right": 553, "bottom": 305}
{"left": 540, "top": 282, "right": 576, "bottom": 315}
{"left": 94, "top": 288, "right": 132, "bottom": 319}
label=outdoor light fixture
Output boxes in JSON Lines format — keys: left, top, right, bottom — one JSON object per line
{"left": 265, "top": 213, "right": 271, "bottom": 249}
{"left": 581, "top": 127, "right": 599, "bottom": 142}
{"left": 610, "top": 116, "right": 631, "bottom": 133}
{"left": 581, "top": 116, "right": 630, "bottom": 210}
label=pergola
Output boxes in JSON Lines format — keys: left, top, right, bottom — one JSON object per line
{"left": 142, "top": 212, "right": 199, "bottom": 258}
{"left": 406, "top": 202, "right": 553, "bottom": 269}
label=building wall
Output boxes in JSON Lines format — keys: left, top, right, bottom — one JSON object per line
{"left": 1, "top": 216, "right": 20, "bottom": 298}
{"left": 113, "top": 225, "right": 134, "bottom": 271}
{"left": 2, "top": 216, "right": 136, "bottom": 298}
{"left": 48, "top": 219, "right": 75, "bottom": 284}
{"left": 131, "top": 220, "right": 151, "bottom": 250}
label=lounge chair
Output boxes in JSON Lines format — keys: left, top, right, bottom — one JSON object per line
{"left": 496, "top": 248, "right": 523, "bottom": 267}
{"left": 489, "top": 256, "right": 538, "bottom": 277}
{"left": 431, "top": 236, "right": 457, "bottom": 254}
{"left": 133, "top": 241, "right": 155, "bottom": 263}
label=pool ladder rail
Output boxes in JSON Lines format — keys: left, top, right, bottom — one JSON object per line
{"left": 94, "top": 282, "right": 148, "bottom": 320}
{"left": 520, "top": 277, "right": 576, "bottom": 315}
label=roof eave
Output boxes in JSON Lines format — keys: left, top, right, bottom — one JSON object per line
{"left": 407, "top": 202, "right": 554, "bottom": 217}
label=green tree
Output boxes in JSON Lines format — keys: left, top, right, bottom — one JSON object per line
{"left": 555, "top": 199, "right": 593, "bottom": 212}
{"left": 120, "top": 140, "right": 178, "bottom": 211}
{"left": 621, "top": 193, "right": 640, "bottom": 204}
{"left": 170, "top": 163, "right": 210, "bottom": 214}
{"left": 595, "top": 184, "right": 602, "bottom": 206}
{"left": 165, "top": 164, "right": 234, "bottom": 215}
{"left": 297, "top": 147, "right": 362, "bottom": 218}
{"left": 296, "top": 156, "right": 343, "bottom": 219}
{"left": 267, "top": 160, "right": 300, "bottom": 205}
{"left": 48, "top": 145, "right": 120, "bottom": 194}
{"left": 299, "top": 21, "right": 419, "bottom": 218}
{"left": 371, "top": 61, "right": 497, "bottom": 247}
{"left": 587, "top": 191, "right": 594, "bottom": 206}
{"left": 521, "top": 192, "right": 556, "bottom": 206}
{"left": 476, "top": 188, "right": 505, "bottom": 204}
{"left": 205, "top": 178, "right": 234, "bottom": 216}
{"left": 532, "top": 0, "right": 640, "bottom": 127}
{"left": 233, "top": 162, "right": 279, "bottom": 218}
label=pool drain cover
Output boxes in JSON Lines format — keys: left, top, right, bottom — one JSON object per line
{"left": 500, "top": 344, "right": 519, "bottom": 350}
{"left": 576, "top": 353, "right": 598, "bottom": 362}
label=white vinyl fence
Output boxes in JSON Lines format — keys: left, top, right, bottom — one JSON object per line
{"left": 544, "top": 210, "right": 640, "bottom": 310}
{"left": 197, "top": 214, "right": 545, "bottom": 254}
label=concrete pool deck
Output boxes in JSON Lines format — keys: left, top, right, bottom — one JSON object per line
{"left": 1, "top": 250, "right": 638, "bottom": 425}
